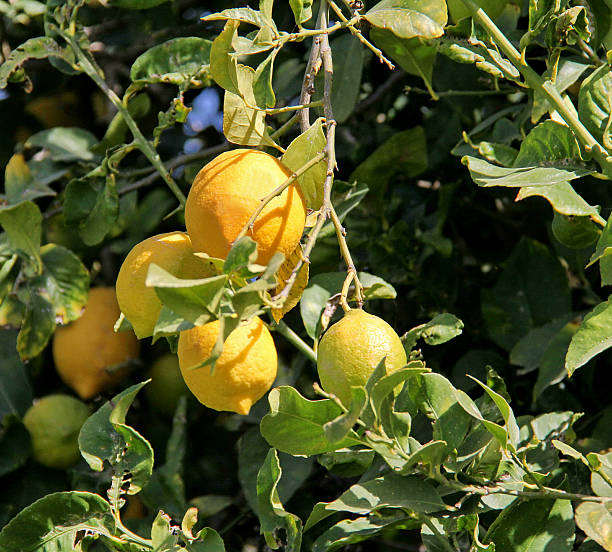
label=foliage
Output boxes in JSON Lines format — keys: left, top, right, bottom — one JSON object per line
{"left": 2, "top": 0, "right": 612, "bottom": 550}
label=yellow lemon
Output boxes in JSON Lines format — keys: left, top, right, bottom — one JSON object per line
{"left": 185, "top": 149, "right": 306, "bottom": 265}
{"left": 116, "top": 231, "right": 213, "bottom": 339}
{"left": 177, "top": 317, "right": 277, "bottom": 415}
{"left": 23, "top": 394, "right": 90, "bottom": 469}
{"left": 317, "top": 309, "right": 407, "bottom": 407}
{"left": 53, "top": 287, "right": 140, "bottom": 400}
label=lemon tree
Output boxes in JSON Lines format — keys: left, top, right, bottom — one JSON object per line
{"left": 2, "top": 0, "right": 612, "bottom": 551}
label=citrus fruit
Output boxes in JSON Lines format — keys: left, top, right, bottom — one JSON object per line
{"left": 177, "top": 317, "right": 277, "bottom": 415}
{"left": 23, "top": 394, "right": 90, "bottom": 469}
{"left": 53, "top": 287, "right": 140, "bottom": 400}
{"left": 551, "top": 212, "right": 601, "bottom": 249}
{"left": 144, "top": 353, "right": 189, "bottom": 417}
{"left": 317, "top": 309, "right": 407, "bottom": 407}
{"left": 116, "top": 231, "right": 213, "bottom": 338}
{"left": 185, "top": 149, "right": 306, "bottom": 265}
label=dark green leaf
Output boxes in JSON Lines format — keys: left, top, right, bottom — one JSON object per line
{"left": 513, "top": 120, "right": 582, "bottom": 167}
{"left": 588, "top": 214, "right": 612, "bottom": 286}
{"left": 0, "top": 416, "right": 31, "bottom": 477}
{"left": 330, "top": 34, "right": 365, "bottom": 123}
{"left": 253, "top": 49, "right": 278, "bottom": 109}
{"left": 0, "top": 330, "right": 32, "bottom": 418}
{"left": 17, "top": 289, "right": 55, "bottom": 361}
{"left": 260, "top": 386, "right": 363, "bottom": 456}
{"left": 324, "top": 387, "right": 367, "bottom": 443}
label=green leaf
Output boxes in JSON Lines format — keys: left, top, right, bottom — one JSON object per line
{"left": 516, "top": 182, "right": 600, "bottom": 217}
{"left": 456, "top": 389, "right": 509, "bottom": 448}
{"left": 17, "top": 289, "right": 55, "bottom": 361}
{"left": 3, "top": 153, "right": 55, "bottom": 205}
{"left": 253, "top": 48, "right": 278, "bottom": 109}
{"left": 223, "top": 236, "right": 260, "bottom": 275}
{"left": 79, "top": 382, "right": 153, "bottom": 493}
{"left": 25, "top": 127, "right": 98, "bottom": 162}
{"left": 0, "top": 201, "right": 42, "bottom": 273}
{"left": 486, "top": 498, "right": 574, "bottom": 551}
{"left": 566, "top": 297, "right": 612, "bottom": 376}
{"left": 300, "top": 272, "right": 396, "bottom": 339}
{"left": 64, "top": 174, "right": 119, "bottom": 246}
{"left": 130, "top": 37, "right": 212, "bottom": 88}
{"left": 0, "top": 491, "right": 113, "bottom": 552}
{"left": 0, "top": 330, "right": 32, "bottom": 418}
{"left": 238, "top": 426, "right": 313, "bottom": 514}
{"left": 0, "top": 416, "right": 30, "bottom": 477}
{"left": 330, "top": 34, "right": 365, "bottom": 123}
{"left": 260, "top": 386, "right": 363, "bottom": 456}
{"left": 306, "top": 473, "right": 445, "bottom": 531}
{"left": 209, "top": 20, "right": 241, "bottom": 95}
{"left": 402, "top": 313, "right": 464, "bottom": 350}
{"left": 202, "top": 7, "right": 275, "bottom": 29}
{"left": 282, "top": 117, "right": 327, "bottom": 210}
{"left": 463, "top": 156, "right": 592, "bottom": 187}
{"left": 0, "top": 36, "right": 75, "bottom": 89}
{"left": 371, "top": 29, "right": 436, "bottom": 96}
{"left": 513, "top": 120, "right": 582, "bottom": 167}
{"left": 364, "top": 0, "right": 448, "bottom": 39}
{"left": 481, "top": 238, "right": 571, "bottom": 350}
{"left": 409, "top": 372, "right": 472, "bottom": 451}
{"left": 256, "top": 449, "right": 302, "bottom": 551}
{"left": 146, "top": 264, "right": 227, "bottom": 326}
{"left": 151, "top": 512, "right": 179, "bottom": 551}
{"left": 39, "top": 244, "right": 90, "bottom": 325}
{"left": 350, "top": 127, "right": 428, "bottom": 192}
{"left": 579, "top": 65, "right": 612, "bottom": 149}
{"left": 575, "top": 503, "right": 612, "bottom": 552}
{"left": 324, "top": 387, "right": 367, "bottom": 443}
{"left": 289, "top": 0, "right": 313, "bottom": 25}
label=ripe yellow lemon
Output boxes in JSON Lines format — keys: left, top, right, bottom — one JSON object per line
{"left": 317, "top": 309, "right": 407, "bottom": 407}
{"left": 144, "top": 353, "right": 189, "bottom": 417}
{"left": 116, "top": 231, "right": 213, "bottom": 339}
{"left": 23, "top": 394, "right": 90, "bottom": 469}
{"left": 185, "top": 149, "right": 306, "bottom": 265}
{"left": 177, "top": 317, "right": 277, "bottom": 415}
{"left": 53, "top": 287, "right": 140, "bottom": 400}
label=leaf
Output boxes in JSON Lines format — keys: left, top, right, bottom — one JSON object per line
{"left": 0, "top": 491, "right": 113, "bottom": 552}
{"left": 462, "top": 156, "right": 592, "bottom": 187}
{"left": 513, "top": 120, "right": 582, "bottom": 167}
{"left": 0, "top": 36, "right": 75, "bottom": 89}
{"left": 130, "top": 37, "right": 213, "bottom": 88}
{"left": 289, "top": 0, "right": 313, "bottom": 25}
{"left": 330, "top": 34, "right": 366, "bottom": 123}
{"left": 516, "top": 182, "right": 600, "bottom": 217}
{"left": 39, "top": 244, "right": 90, "bottom": 325}
{"left": 481, "top": 238, "right": 571, "bottom": 351}
{"left": 238, "top": 426, "right": 313, "bottom": 514}
{"left": 350, "top": 127, "right": 428, "bottom": 191}
{"left": 575, "top": 503, "right": 612, "bottom": 551}
{"left": 223, "top": 236, "right": 260, "bottom": 275}
{"left": 25, "top": 127, "right": 98, "bottom": 162}
{"left": 202, "top": 7, "right": 274, "bottom": 29}
{"left": 324, "top": 387, "right": 367, "bottom": 443}
{"left": 364, "top": 0, "right": 448, "bottom": 40}
{"left": 79, "top": 382, "right": 153, "bottom": 493}
{"left": 300, "top": 272, "right": 396, "bottom": 339}
{"left": 64, "top": 174, "right": 119, "bottom": 246}
{"left": 371, "top": 29, "right": 436, "bottom": 96}
{"left": 456, "top": 389, "right": 509, "bottom": 449}
{"left": 282, "top": 118, "right": 327, "bottom": 210}
{"left": 566, "top": 297, "right": 612, "bottom": 376}
{"left": 253, "top": 48, "right": 278, "bottom": 109}
{"left": 146, "top": 264, "right": 227, "bottom": 326}
{"left": 319, "top": 181, "right": 369, "bottom": 239}
{"left": 0, "top": 330, "right": 32, "bottom": 419}
{"left": 306, "top": 473, "right": 445, "bottom": 531}
{"left": 260, "top": 386, "right": 363, "bottom": 456}
{"left": 256, "top": 449, "right": 302, "bottom": 551}
{"left": 3, "top": 154, "right": 55, "bottom": 205}
{"left": 17, "top": 289, "right": 55, "bottom": 361}
{"left": 402, "top": 313, "right": 464, "bottom": 350}
{"left": 271, "top": 244, "right": 309, "bottom": 323}
{"left": 107, "top": 0, "right": 169, "bottom": 9}
{"left": 589, "top": 215, "right": 612, "bottom": 286}
{"left": 0, "top": 201, "right": 42, "bottom": 273}
{"left": 0, "top": 416, "right": 30, "bottom": 478}
{"left": 590, "top": 452, "right": 612, "bottom": 498}
{"left": 485, "top": 498, "right": 574, "bottom": 551}
{"left": 223, "top": 89, "right": 273, "bottom": 147}
{"left": 579, "top": 64, "right": 612, "bottom": 150}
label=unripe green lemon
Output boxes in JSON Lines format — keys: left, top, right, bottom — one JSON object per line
{"left": 316, "top": 309, "right": 407, "bottom": 407}
{"left": 551, "top": 212, "right": 600, "bottom": 249}
{"left": 23, "top": 394, "right": 90, "bottom": 469}
{"left": 144, "top": 353, "right": 189, "bottom": 417}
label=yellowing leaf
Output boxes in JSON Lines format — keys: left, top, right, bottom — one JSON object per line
{"left": 271, "top": 244, "right": 309, "bottom": 323}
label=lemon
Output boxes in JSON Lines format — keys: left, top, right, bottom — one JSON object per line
{"left": 116, "top": 231, "right": 213, "bottom": 339}
{"left": 185, "top": 149, "right": 306, "bottom": 265}
{"left": 177, "top": 317, "right": 277, "bottom": 415}
{"left": 53, "top": 287, "right": 140, "bottom": 400}
{"left": 144, "top": 353, "right": 189, "bottom": 417}
{"left": 23, "top": 394, "right": 90, "bottom": 469}
{"left": 317, "top": 309, "right": 407, "bottom": 407}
